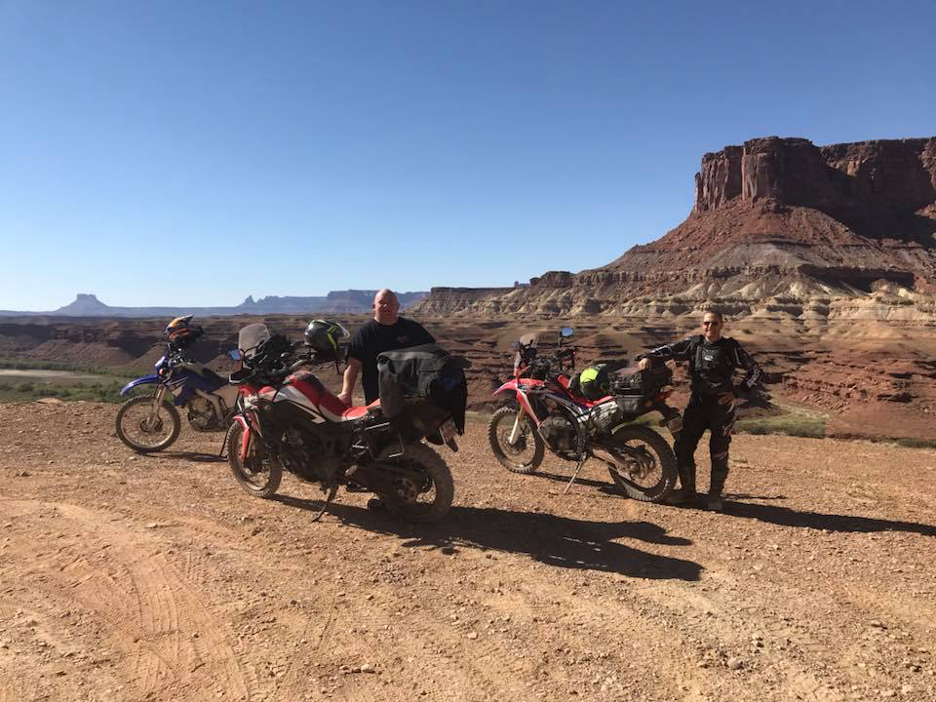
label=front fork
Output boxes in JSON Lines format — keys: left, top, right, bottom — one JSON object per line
{"left": 146, "top": 385, "right": 169, "bottom": 430}
{"left": 507, "top": 394, "right": 532, "bottom": 445}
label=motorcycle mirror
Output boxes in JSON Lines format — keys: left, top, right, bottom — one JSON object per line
{"left": 560, "top": 327, "right": 575, "bottom": 338}
{"left": 228, "top": 349, "right": 242, "bottom": 361}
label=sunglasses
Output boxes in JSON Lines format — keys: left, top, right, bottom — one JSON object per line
{"left": 702, "top": 321, "right": 721, "bottom": 326}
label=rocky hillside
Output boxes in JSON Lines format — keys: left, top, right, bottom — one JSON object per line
{"left": 412, "top": 136, "right": 936, "bottom": 320}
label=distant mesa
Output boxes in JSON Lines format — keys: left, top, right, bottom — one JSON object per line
{"left": 0, "top": 290, "right": 429, "bottom": 318}
{"left": 412, "top": 135, "right": 936, "bottom": 319}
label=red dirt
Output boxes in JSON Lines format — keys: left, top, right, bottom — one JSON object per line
{"left": 1, "top": 401, "right": 934, "bottom": 701}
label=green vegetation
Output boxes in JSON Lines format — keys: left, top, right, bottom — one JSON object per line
{"left": 0, "top": 357, "right": 139, "bottom": 403}
{"left": 884, "top": 436, "right": 936, "bottom": 450}
{"left": 0, "top": 378, "right": 132, "bottom": 403}
{"left": 734, "top": 413, "right": 827, "bottom": 439}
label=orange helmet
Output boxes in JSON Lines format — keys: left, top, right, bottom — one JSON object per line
{"left": 165, "top": 315, "right": 202, "bottom": 348}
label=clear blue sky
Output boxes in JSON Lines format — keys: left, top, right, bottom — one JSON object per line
{"left": 2, "top": 0, "right": 934, "bottom": 310}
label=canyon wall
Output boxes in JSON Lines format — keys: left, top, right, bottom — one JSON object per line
{"left": 413, "top": 136, "right": 936, "bottom": 320}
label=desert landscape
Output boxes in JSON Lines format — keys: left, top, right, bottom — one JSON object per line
{"left": 2, "top": 136, "right": 936, "bottom": 701}
{"left": 0, "top": 401, "right": 934, "bottom": 702}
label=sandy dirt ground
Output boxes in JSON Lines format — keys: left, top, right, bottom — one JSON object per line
{"left": 0, "top": 401, "right": 934, "bottom": 702}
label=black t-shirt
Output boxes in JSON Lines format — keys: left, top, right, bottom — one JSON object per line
{"left": 347, "top": 317, "right": 435, "bottom": 403}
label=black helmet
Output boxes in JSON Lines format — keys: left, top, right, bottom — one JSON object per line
{"left": 303, "top": 319, "right": 350, "bottom": 361}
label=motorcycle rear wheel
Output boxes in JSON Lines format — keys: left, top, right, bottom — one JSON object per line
{"left": 600, "top": 425, "right": 676, "bottom": 503}
{"left": 115, "top": 393, "right": 181, "bottom": 453}
{"left": 379, "top": 443, "right": 454, "bottom": 523}
{"left": 227, "top": 421, "right": 282, "bottom": 499}
{"left": 488, "top": 406, "right": 544, "bottom": 474}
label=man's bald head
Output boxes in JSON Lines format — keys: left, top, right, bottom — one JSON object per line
{"left": 373, "top": 289, "right": 400, "bottom": 325}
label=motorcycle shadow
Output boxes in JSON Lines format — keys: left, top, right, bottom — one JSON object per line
{"left": 145, "top": 451, "right": 227, "bottom": 464}
{"left": 273, "top": 495, "right": 703, "bottom": 582}
{"left": 522, "top": 470, "right": 620, "bottom": 496}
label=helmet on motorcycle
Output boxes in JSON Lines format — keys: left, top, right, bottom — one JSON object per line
{"left": 303, "top": 319, "right": 350, "bottom": 362}
{"left": 165, "top": 315, "right": 203, "bottom": 349}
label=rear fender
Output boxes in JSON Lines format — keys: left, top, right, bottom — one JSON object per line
{"left": 119, "top": 374, "right": 159, "bottom": 396}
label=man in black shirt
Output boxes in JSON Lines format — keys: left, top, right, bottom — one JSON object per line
{"left": 636, "top": 311, "right": 763, "bottom": 511}
{"left": 337, "top": 289, "right": 435, "bottom": 406}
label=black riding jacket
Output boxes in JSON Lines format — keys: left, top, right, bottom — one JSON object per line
{"left": 643, "top": 335, "right": 762, "bottom": 396}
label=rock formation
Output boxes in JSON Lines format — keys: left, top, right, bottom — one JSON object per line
{"left": 413, "top": 136, "right": 936, "bottom": 320}
{"left": 0, "top": 290, "right": 429, "bottom": 318}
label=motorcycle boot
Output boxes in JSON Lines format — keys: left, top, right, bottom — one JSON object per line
{"left": 665, "top": 460, "right": 698, "bottom": 505}
{"left": 707, "top": 415, "right": 733, "bottom": 512}
{"left": 669, "top": 407, "right": 707, "bottom": 506}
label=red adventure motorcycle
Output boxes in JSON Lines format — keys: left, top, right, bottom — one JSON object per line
{"left": 226, "top": 323, "right": 462, "bottom": 523}
{"left": 487, "top": 327, "right": 681, "bottom": 502}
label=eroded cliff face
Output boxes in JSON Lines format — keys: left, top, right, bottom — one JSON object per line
{"left": 412, "top": 136, "right": 936, "bottom": 321}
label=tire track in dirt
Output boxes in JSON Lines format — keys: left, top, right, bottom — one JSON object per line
{"left": 1, "top": 499, "right": 257, "bottom": 701}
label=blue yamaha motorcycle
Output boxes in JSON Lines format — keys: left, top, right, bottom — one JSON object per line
{"left": 115, "top": 347, "right": 239, "bottom": 453}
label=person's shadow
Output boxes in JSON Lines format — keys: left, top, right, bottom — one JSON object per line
{"left": 723, "top": 498, "right": 936, "bottom": 536}
{"left": 273, "top": 495, "right": 703, "bottom": 582}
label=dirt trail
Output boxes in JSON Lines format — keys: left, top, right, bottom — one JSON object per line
{"left": 0, "top": 401, "right": 934, "bottom": 701}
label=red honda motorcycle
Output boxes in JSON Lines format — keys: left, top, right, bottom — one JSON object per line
{"left": 225, "top": 322, "right": 461, "bottom": 523}
{"left": 487, "top": 328, "right": 681, "bottom": 503}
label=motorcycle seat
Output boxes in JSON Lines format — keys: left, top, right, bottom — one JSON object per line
{"left": 341, "top": 399, "right": 381, "bottom": 420}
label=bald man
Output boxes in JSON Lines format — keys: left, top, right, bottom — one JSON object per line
{"left": 337, "top": 289, "right": 435, "bottom": 406}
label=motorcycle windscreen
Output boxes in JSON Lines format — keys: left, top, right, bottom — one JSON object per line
{"left": 512, "top": 332, "right": 539, "bottom": 367}
{"left": 238, "top": 323, "right": 271, "bottom": 360}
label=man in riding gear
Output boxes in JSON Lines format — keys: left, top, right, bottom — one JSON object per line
{"left": 337, "top": 289, "right": 435, "bottom": 406}
{"left": 636, "top": 311, "right": 763, "bottom": 511}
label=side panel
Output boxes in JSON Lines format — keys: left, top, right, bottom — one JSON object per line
{"left": 273, "top": 385, "right": 327, "bottom": 424}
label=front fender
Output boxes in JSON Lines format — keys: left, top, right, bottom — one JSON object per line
{"left": 232, "top": 415, "right": 252, "bottom": 462}
{"left": 120, "top": 374, "right": 159, "bottom": 396}
{"left": 493, "top": 380, "right": 519, "bottom": 397}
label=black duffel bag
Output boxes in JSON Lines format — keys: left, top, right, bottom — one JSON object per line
{"left": 376, "top": 343, "right": 469, "bottom": 434}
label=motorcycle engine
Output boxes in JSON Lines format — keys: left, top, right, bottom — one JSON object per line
{"left": 187, "top": 397, "right": 217, "bottom": 431}
{"left": 538, "top": 413, "right": 577, "bottom": 453}
{"left": 285, "top": 428, "right": 340, "bottom": 487}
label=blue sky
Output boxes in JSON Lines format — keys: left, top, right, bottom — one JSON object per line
{"left": 1, "top": 0, "right": 934, "bottom": 310}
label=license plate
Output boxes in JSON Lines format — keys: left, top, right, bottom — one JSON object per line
{"left": 440, "top": 419, "right": 457, "bottom": 440}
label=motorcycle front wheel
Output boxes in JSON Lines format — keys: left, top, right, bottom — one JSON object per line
{"left": 115, "top": 393, "right": 181, "bottom": 453}
{"left": 599, "top": 424, "right": 676, "bottom": 503}
{"left": 487, "top": 406, "right": 545, "bottom": 474}
{"left": 227, "top": 421, "right": 282, "bottom": 499}
{"left": 379, "top": 443, "right": 454, "bottom": 523}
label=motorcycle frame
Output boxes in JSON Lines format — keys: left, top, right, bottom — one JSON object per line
{"left": 120, "top": 352, "right": 236, "bottom": 428}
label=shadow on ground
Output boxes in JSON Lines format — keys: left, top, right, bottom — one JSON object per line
{"left": 274, "top": 494, "right": 703, "bottom": 582}
{"left": 726, "top": 500, "right": 936, "bottom": 536}
{"left": 146, "top": 450, "right": 226, "bottom": 463}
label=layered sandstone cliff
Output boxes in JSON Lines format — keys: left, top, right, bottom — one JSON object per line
{"left": 412, "top": 136, "right": 936, "bottom": 320}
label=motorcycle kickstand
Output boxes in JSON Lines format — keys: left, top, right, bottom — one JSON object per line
{"left": 562, "top": 455, "right": 589, "bottom": 496}
{"left": 310, "top": 484, "right": 338, "bottom": 523}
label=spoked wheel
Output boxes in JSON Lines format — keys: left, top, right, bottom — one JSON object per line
{"left": 226, "top": 421, "right": 282, "bottom": 499}
{"left": 487, "top": 406, "right": 544, "bottom": 474}
{"left": 115, "top": 393, "right": 181, "bottom": 453}
{"left": 597, "top": 425, "right": 676, "bottom": 503}
{"left": 379, "top": 443, "right": 454, "bottom": 523}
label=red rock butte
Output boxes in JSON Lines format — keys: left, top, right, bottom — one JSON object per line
{"left": 413, "top": 136, "right": 936, "bottom": 320}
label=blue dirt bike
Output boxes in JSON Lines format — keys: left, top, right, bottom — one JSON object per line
{"left": 115, "top": 347, "right": 239, "bottom": 453}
